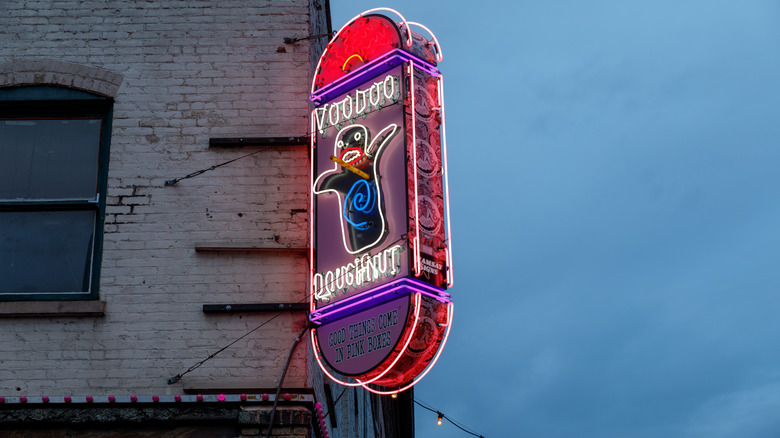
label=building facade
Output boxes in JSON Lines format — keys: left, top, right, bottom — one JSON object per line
{"left": 0, "top": 1, "right": 411, "bottom": 436}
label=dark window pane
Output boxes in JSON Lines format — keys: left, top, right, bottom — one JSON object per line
{"left": 0, "top": 119, "right": 101, "bottom": 200}
{"left": 0, "top": 210, "right": 95, "bottom": 294}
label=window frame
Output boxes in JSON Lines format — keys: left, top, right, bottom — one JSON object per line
{"left": 0, "top": 86, "right": 113, "bottom": 301}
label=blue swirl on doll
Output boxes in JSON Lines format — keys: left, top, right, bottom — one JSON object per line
{"left": 343, "top": 179, "right": 378, "bottom": 230}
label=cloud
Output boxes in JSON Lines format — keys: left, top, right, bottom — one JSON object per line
{"left": 332, "top": 1, "right": 780, "bottom": 436}
{"left": 685, "top": 379, "right": 780, "bottom": 438}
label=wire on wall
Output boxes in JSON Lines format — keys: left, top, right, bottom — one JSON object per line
{"left": 266, "top": 324, "right": 310, "bottom": 438}
{"left": 167, "top": 266, "right": 328, "bottom": 384}
{"left": 167, "top": 232, "right": 421, "bottom": 387}
{"left": 163, "top": 149, "right": 266, "bottom": 186}
{"left": 284, "top": 31, "right": 336, "bottom": 44}
{"left": 322, "top": 385, "right": 349, "bottom": 420}
{"left": 167, "top": 311, "right": 287, "bottom": 384}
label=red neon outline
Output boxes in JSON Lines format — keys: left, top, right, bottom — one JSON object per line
{"left": 311, "top": 8, "right": 413, "bottom": 95}
{"left": 311, "top": 293, "right": 422, "bottom": 387}
{"left": 339, "top": 146, "right": 364, "bottom": 164}
{"left": 409, "top": 62, "right": 421, "bottom": 276}
{"left": 355, "top": 292, "right": 422, "bottom": 384}
{"left": 360, "top": 300, "right": 454, "bottom": 395}
{"left": 437, "top": 75, "right": 454, "bottom": 287}
{"left": 310, "top": 10, "right": 451, "bottom": 394}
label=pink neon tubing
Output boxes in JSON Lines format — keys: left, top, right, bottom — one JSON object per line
{"left": 358, "top": 7, "right": 414, "bottom": 48}
{"left": 437, "top": 75, "right": 454, "bottom": 287}
{"left": 406, "top": 21, "right": 443, "bottom": 63}
{"left": 310, "top": 7, "right": 413, "bottom": 95}
{"left": 409, "top": 62, "right": 421, "bottom": 277}
{"left": 311, "top": 293, "right": 421, "bottom": 387}
{"left": 354, "top": 292, "right": 422, "bottom": 385}
{"left": 360, "top": 300, "right": 454, "bottom": 395}
{"left": 311, "top": 293, "right": 422, "bottom": 387}
{"left": 309, "top": 111, "right": 318, "bottom": 312}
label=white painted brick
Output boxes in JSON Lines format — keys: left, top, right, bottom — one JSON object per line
{"left": 0, "top": 0, "right": 317, "bottom": 396}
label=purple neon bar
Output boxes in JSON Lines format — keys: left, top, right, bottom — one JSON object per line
{"left": 311, "top": 49, "right": 440, "bottom": 104}
{"left": 309, "top": 277, "right": 451, "bottom": 325}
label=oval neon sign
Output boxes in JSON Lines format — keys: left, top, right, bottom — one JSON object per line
{"left": 309, "top": 9, "right": 453, "bottom": 394}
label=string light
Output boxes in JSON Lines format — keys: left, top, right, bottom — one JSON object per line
{"left": 415, "top": 399, "right": 486, "bottom": 438}
{"left": 316, "top": 387, "right": 486, "bottom": 437}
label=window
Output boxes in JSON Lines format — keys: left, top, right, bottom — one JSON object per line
{"left": 0, "top": 86, "right": 113, "bottom": 301}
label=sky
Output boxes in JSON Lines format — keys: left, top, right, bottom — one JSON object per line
{"left": 331, "top": 2, "right": 780, "bottom": 437}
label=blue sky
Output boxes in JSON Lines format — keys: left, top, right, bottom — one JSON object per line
{"left": 331, "top": 2, "right": 780, "bottom": 436}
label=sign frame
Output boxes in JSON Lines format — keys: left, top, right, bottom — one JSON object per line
{"left": 308, "top": 8, "right": 454, "bottom": 395}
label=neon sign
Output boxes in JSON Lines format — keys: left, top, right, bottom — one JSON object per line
{"left": 309, "top": 9, "right": 453, "bottom": 395}
{"left": 312, "top": 244, "right": 404, "bottom": 302}
{"left": 314, "top": 74, "right": 400, "bottom": 136}
{"left": 313, "top": 119, "right": 399, "bottom": 255}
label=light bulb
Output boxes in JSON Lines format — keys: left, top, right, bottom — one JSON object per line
{"left": 391, "top": 393, "right": 398, "bottom": 399}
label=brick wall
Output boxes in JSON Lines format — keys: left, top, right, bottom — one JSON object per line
{"left": 0, "top": 0, "right": 313, "bottom": 396}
